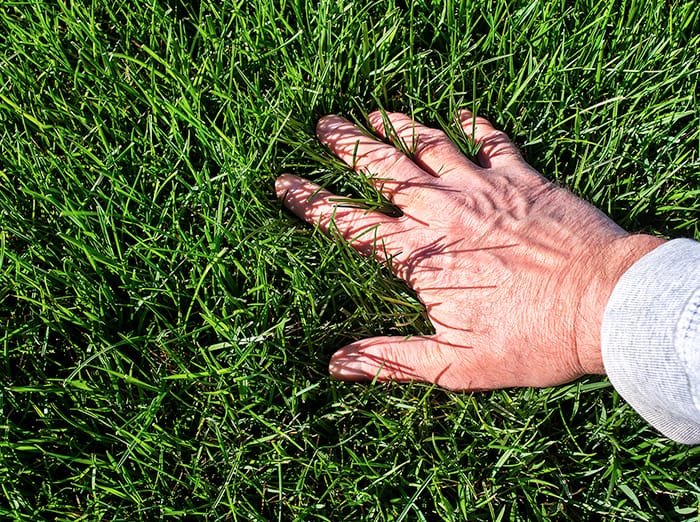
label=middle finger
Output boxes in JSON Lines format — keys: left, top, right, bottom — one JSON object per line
{"left": 317, "top": 115, "right": 442, "bottom": 212}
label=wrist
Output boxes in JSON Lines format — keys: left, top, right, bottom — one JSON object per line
{"left": 575, "top": 233, "right": 666, "bottom": 375}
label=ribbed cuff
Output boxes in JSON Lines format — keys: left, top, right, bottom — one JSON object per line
{"left": 601, "top": 238, "right": 700, "bottom": 444}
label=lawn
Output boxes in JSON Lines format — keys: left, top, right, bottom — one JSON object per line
{"left": 1, "top": 0, "right": 699, "bottom": 519}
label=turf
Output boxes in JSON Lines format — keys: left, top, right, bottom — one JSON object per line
{"left": 0, "top": 0, "right": 699, "bottom": 519}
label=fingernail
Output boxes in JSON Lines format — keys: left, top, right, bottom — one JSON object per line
{"left": 368, "top": 111, "right": 384, "bottom": 127}
{"left": 458, "top": 109, "right": 473, "bottom": 121}
{"left": 274, "top": 174, "right": 296, "bottom": 199}
{"left": 316, "top": 115, "right": 345, "bottom": 134}
{"left": 328, "top": 355, "right": 369, "bottom": 380}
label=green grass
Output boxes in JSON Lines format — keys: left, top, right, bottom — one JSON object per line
{"left": 1, "top": 0, "right": 699, "bottom": 519}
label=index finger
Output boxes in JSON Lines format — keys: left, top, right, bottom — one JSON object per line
{"left": 276, "top": 173, "right": 414, "bottom": 265}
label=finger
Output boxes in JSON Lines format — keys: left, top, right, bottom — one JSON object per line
{"left": 316, "top": 115, "right": 440, "bottom": 209}
{"left": 367, "top": 111, "right": 483, "bottom": 178}
{"left": 458, "top": 110, "right": 525, "bottom": 170}
{"left": 329, "top": 335, "right": 509, "bottom": 391}
{"left": 275, "top": 173, "right": 408, "bottom": 259}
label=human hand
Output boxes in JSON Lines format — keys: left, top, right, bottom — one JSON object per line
{"left": 275, "top": 110, "right": 664, "bottom": 390}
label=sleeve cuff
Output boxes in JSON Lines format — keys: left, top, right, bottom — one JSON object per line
{"left": 601, "top": 238, "right": 700, "bottom": 444}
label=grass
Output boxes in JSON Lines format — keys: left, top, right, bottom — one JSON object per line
{"left": 0, "top": 0, "right": 699, "bottom": 519}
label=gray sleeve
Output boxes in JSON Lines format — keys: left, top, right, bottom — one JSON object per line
{"left": 601, "top": 238, "right": 700, "bottom": 444}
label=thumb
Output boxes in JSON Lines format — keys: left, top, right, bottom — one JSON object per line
{"left": 329, "top": 335, "right": 489, "bottom": 391}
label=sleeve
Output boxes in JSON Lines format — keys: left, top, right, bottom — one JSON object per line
{"left": 601, "top": 238, "right": 700, "bottom": 444}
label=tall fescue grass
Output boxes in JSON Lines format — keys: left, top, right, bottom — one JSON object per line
{"left": 0, "top": 0, "right": 698, "bottom": 519}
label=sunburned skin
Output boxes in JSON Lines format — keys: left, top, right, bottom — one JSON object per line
{"left": 276, "top": 110, "right": 664, "bottom": 391}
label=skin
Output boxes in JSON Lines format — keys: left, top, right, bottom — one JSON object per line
{"left": 275, "top": 110, "right": 665, "bottom": 391}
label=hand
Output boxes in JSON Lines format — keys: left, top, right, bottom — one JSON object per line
{"left": 275, "top": 110, "right": 664, "bottom": 391}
